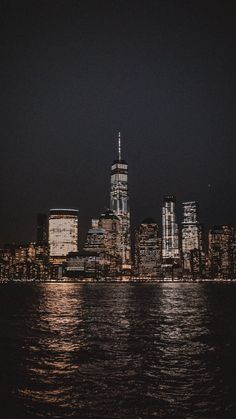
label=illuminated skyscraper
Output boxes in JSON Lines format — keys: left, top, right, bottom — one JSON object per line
{"left": 182, "top": 201, "right": 201, "bottom": 273}
{"left": 162, "top": 195, "right": 179, "bottom": 260}
{"left": 84, "top": 219, "right": 106, "bottom": 254}
{"left": 110, "top": 132, "right": 131, "bottom": 269}
{"left": 208, "top": 225, "right": 234, "bottom": 279}
{"left": 134, "top": 218, "right": 161, "bottom": 278}
{"left": 99, "top": 209, "right": 121, "bottom": 260}
{"left": 84, "top": 211, "right": 121, "bottom": 257}
{"left": 49, "top": 209, "right": 79, "bottom": 264}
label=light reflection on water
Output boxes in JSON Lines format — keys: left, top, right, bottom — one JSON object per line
{"left": 0, "top": 283, "right": 236, "bottom": 418}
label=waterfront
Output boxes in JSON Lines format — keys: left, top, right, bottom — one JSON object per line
{"left": 0, "top": 283, "right": 236, "bottom": 418}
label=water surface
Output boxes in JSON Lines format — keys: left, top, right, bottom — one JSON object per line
{"left": 0, "top": 282, "right": 236, "bottom": 418}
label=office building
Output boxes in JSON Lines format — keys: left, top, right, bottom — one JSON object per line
{"left": 208, "top": 225, "right": 234, "bottom": 279}
{"left": 162, "top": 195, "right": 179, "bottom": 260}
{"left": 83, "top": 209, "right": 121, "bottom": 275}
{"left": 49, "top": 209, "right": 79, "bottom": 264}
{"left": 134, "top": 218, "right": 161, "bottom": 278}
{"left": 181, "top": 201, "right": 203, "bottom": 277}
{"left": 84, "top": 221, "right": 106, "bottom": 254}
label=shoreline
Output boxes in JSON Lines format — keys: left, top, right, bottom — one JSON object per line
{"left": 1, "top": 278, "right": 236, "bottom": 284}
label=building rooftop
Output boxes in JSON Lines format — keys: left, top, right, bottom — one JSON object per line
{"left": 141, "top": 218, "right": 157, "bottom": 225}
{"left": 50, "top": 209, "right": 79, "bottom": 216}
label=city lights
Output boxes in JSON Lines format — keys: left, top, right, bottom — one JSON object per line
{"left": 0, "top": 136, "right": 235, "bottom": 281}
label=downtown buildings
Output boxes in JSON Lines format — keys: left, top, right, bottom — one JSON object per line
{"left": 1, "top": 134, "right": 236, "bottom": 281}
{"left": 64, "top": 132, "right": 131, "bottom": 278}
{"left": 0, "top": 242, "right": 50, "bottom": 281}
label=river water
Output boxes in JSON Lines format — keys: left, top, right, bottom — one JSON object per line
{"left": 0, "top": 282, "right": 236, "bottom": 418}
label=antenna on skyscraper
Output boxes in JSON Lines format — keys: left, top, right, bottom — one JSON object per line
{"left": 118, "top": 131, "right": 121, "bottom": 161}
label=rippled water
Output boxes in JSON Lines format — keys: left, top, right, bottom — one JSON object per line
{"left": 0, "top": 283, "right": 236, "bottom": 418}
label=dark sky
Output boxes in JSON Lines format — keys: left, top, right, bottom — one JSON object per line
{"left": 0, "top": 0, "right": 235, "bottom": 246}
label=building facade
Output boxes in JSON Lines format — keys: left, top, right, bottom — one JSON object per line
{"left": 208, "top": 225, "right": 234, "bottom": 279}
{"left": 134, "top": 218, "right": 161, "bottom": 278}
{"left": 0, "top": 242, "right": 49, "bottom": 281}
{"left": 84, "top": 219, "right": 106, "bottom": 254}
{"left": 162, "top": 195, "right": 180, "bottom": 260}
{"left": 49, "top": 209, "right": 79, "bottom": 264}
{"left": 83, "top": 209, "right": 121, "bottom": 275}
{"left": 181, "top": 201, "right": 203, "bottom": 277}
{"left": 110, "top": 132, "right": 131, "bottom": 270}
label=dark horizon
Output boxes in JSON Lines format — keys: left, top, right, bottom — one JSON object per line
{"left": 1, "top": 0, "right": 235, "bottom": 245}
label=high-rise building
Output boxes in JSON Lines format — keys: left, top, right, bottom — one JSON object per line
{"left": 110, "top": 132, "right": 131, "bottom": 270}
{"left": 83, "top": 209, "right": 121, "bottom": 275}
{"left": 36, "top": 213, "right": 48, "bottom": 245}
{"left": 84, "top": 220, "right": 106, "bottom": 254}
{"left": 134, "top": 218, "right": 161, "bottom": 278}
{"left": 232, "top": 230, "right": 236, "bottom": 278}
{"left": 99, "top": 209, "right": 121, "bottom": 260}
{"left": 34, "top": 243, "right": 49, "bottom": 280}
{"left": 208, "top": 225, "right": 234, "bottom": 279}
{"left": 49, "top": 209, "right": 79, "bottom": 264}
{"left": 162, "top": 195, "right": 179, "bottom": 260}
{"left": 181, "top": 201, "right": 203, "bottom": 276}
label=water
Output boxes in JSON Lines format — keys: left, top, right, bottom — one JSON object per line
{"left": 0, "top": 283, "right": 236, "bottom": 418}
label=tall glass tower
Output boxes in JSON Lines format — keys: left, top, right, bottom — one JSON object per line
{"left": 162, "top": 195, "right": 180, "bottom": 260}
{"left": 110, "top": 132, "right": 131, "bottom": 269}
{"left": 182, "top": 202, "right": 200, "bottom": 261}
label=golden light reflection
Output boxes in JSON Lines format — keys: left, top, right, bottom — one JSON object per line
{"left": 18, "top": 283, "right": 85, "bottom": 408}
{"left": 38, "top": 283, "right": 83, "bottom": 356}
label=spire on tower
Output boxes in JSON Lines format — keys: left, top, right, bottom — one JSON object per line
{"left": 118, "top": 131, "right": 121, "bottom": 161}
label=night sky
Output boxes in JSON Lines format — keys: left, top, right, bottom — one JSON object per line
{"left": 0, "top": 0, "right": 235, "bottom": 246}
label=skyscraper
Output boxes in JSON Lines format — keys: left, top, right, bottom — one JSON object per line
{"left": 84, "top": 219, "right": 106, "bottom": 254}
{"left": 49, "top": 209, "right": 79, "bottom": 264}
{"left": 208, "top": 225, "right": 234, "bottom": 279}
{"left": 84, "top": 212, "right": 121, "bottom": 256}
{"left": 134, "top": 218, "right": 161, "bottom": 278}
{"left": 36, "top": 213, "right": 48, "bottom": 245}
{"left": 84, "top": 209, "right": 121, "bottom": 275}
{"left": 98, "top": 209, "right": 121, "bottom": 261}
{"left": 181, "top": 201, "right": 202, "bottom": 275}
{"left": 110, "top": 132, "right": 131, "bottom": 270}
{"left": 162, "top": 195, "right": 179, "bottom": 260}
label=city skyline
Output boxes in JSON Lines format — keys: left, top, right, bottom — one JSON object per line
{"left": 1, "top": 136, "right": 236, "bottom": 247}
{"left": 1, "top": 3, "right": 236, "bottom": 418}
{"left": 1, "top": 1, "right": 235, "bottom": 245}
{"left": 1, "top": 135, "right": 236, "bottom": 281}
